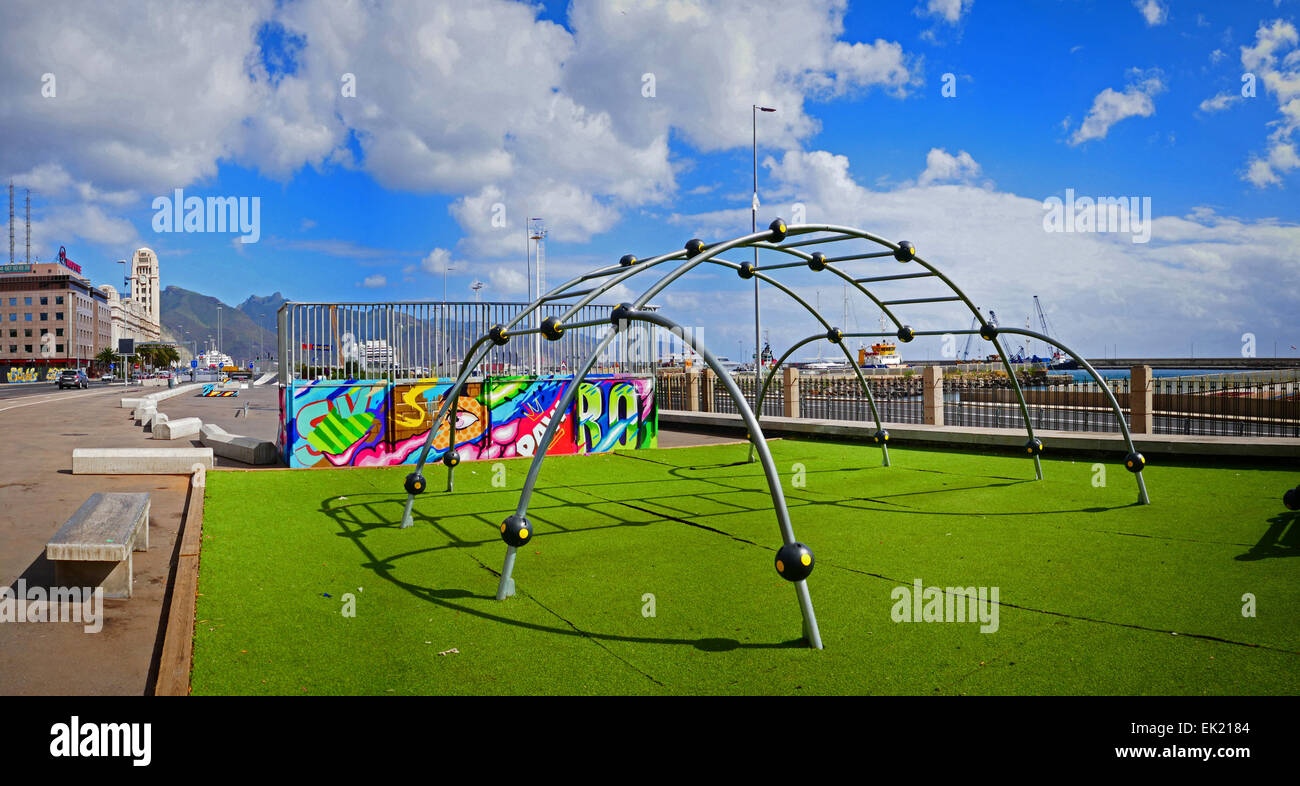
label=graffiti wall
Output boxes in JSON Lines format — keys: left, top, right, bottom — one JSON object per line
{"left": 280, "top": 375, "right": 656, "bottom": 468}
{"left": 3, "top": 366, "right": 66, "bottom": 383}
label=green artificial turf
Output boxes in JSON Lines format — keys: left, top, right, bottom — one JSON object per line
{"left": 191, "top": 439, "right": 1300, "bottom": 695}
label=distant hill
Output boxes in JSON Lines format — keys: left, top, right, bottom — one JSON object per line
{"left": 161, "top": 286, "right": 277, "bottom": 364}
{"left": 237, "top": 291, "right": 286, "bottom": 334}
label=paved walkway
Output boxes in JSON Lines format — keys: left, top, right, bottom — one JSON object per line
{"left": 0, "top": 384, "right": 191, "bottom": 695}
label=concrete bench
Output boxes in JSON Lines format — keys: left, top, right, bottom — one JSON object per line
{"left": 46, "top": 493, "right": 150, "bottom": 599}
{"left": 200, "top": 424, "right": 278, "bottom": 465}
{"left": 153, "top": 417, "right": 202, "bottom": 441}
{"left": 144, "top": 411, "right": 168, "bottom": 432}
{"left": 73, "top": 447, "right": 213, "bottom": 474}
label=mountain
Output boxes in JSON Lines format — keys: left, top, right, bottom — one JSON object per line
{"left": 237, "top": 291, "right": 286, "bottom": 334}
{"left": 160, "top": 286, "right": 277, "bottom": 364}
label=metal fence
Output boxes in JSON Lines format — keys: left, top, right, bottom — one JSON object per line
{"left": 277, "top": 301, "right": 659, "bottom": 383}
{"left": 656, "top": 366, "right": 1300, "bottom": 438}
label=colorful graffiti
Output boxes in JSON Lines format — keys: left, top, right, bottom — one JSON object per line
{"left": 6, "top": 367, "right": 39, "bottom": 383}
{"left": 199, "top": 385, "right": 239, "bottom": 397}
{"left": 280, "top": 375, "right": 656, "bottom": 468}
{"left": 576, "top": 377, "right": 657, "bottom": 453}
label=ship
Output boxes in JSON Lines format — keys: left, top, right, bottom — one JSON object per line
{"left": 858, "top": 340, "right": 905, "bottom": 368}
{"left": 857, "top": 313, "right": 906, "bottom": 368}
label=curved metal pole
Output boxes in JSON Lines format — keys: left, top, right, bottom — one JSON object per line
{"left": 748, "top": 334, "right": 890, "bottom": 467}
{"left": 762, "top": 224, "right": 1042, "bottom": 479}
{"left": 502, "top": 309, "right": 824, "bottom": 648}
{"left": 496, "top": 328, "right": 621, "bottom": 598}
{"left": 994, "top": 327, "right": 1149, "bottom": 504}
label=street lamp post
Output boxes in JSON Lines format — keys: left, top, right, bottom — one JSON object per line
{"left": 752, "top": 104, "right": 775, "bottom": 383}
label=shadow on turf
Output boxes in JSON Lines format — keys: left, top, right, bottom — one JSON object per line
{"left": 1235, "top": 512, "right": 1299, "bottom": 561}
{"left": 317, "top": 494, "right": 808, "bottom": 651}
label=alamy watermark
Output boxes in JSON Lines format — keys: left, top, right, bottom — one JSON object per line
{"left": 0, "top": 580, "right": 103, "bottom": 633}
{"left": 1042, "top": 189, "right": 1151, "bottom": 244}
{"left": 152, "top": 189, "right": 260, "bottom": 243}
{"left": 891, "top": 578, "right": 999, "bottom": 633}
{"left": 50, "top": 716, "right": 151, "bottom": 766}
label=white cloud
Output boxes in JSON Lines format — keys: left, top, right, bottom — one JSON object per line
{"left": 1239, "top": 20, "right": 1300, "bottom": 188}
{"left": 1198, "top": 92, "right": 1241, "bottom": 113}
{"left": 420, "top": 248, "right": 454, "bottom": 275}
{"left": 916, "top": 148, "right": 983, "bottom": 186}
{"left": 360, "top": 274, "right": 387, "bottom": 288}
{"left": 1133, "top": 0, "right": 1167, "bottom": 27}
{"left": 488, "top": 266, "right": 529, "bottom": 295}
{"left": 917, "top": 0, "right": 974, "bottom": 24}
{"left": 1067, "top": 69, "right": 1166, "bottom": 145}
{"left": 668, "top": 148, "right": 1300, "bottom": 357}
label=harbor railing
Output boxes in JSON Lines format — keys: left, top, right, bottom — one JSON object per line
{"left": 656, "top": 365, "right": 1300, "bottom": 438}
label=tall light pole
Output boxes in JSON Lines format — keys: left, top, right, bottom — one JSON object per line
{"left": 217, "top": 305, "right": 222, "bottom": 360}
{"left": 753, "top": 104, "right": 776, "bottom": 377}
{"left": 443, "top": 262, "right": 456, "bottom": 303}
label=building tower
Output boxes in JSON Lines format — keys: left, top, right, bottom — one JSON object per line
{"left": 131, "top": 248, "right": 160, "bottom": 322}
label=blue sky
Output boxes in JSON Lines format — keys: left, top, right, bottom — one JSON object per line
{"left": 2, "top": 0, "right": 1298, "bottom": 359}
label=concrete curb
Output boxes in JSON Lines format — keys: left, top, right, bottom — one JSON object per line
{"left": 200, "top": 423, "right": 278, "bottom": 465}
{"left": 153, "top": 473, "right": 204, "bottom": 696}
{"left": 659, "top": 410, "right": 1300, "bottom": 460}
{"left": 121, "top": 383, "right": 204, "bottom": 409}
{"left": 73, "top": 447, "right": 213, "bottom": 474}
{"left": 153, "top": 417, "right": 202, "bottom": 441}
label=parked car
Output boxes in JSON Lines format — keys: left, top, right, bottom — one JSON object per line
{"left": 58, "top": 369, "right": 89, "bottom": 389}
{"left": 100, "top": 374, "right": 114, "bottom": 382}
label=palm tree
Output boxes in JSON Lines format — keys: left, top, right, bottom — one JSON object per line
{"left": 94, "top": 347, "right": 116, "bottom": 368}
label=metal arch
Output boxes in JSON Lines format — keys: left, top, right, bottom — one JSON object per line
{"left": 498, "top": 308, "right": 824, "bottom": 649}
{"left": 982, "top": 327, "right": 1149, "bottom": 505}
{"left": 398, "top": 218, "right": 1126, "bottom": 525}
{"left": 698, "top": 258, "right": 890, "bottom": 465}
{"left": 750, "top": 333, "right": 891, "bottom": 467}
{"left": 749, "top": 241, "right": 907, "bottom": 330}
{"left": 757, "top": 224, "right": 1043, "bottom": 480}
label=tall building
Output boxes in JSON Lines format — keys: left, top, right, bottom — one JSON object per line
{"left": 0, "top": 247, "right": 162, "bottom": 382}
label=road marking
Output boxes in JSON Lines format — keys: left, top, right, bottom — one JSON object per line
{"left": 0, "top": 387, "right": 128, "bottom": 414}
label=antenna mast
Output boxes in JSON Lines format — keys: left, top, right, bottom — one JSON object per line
{"left": 25, "top": 189, "right": 31, "bottom": 263}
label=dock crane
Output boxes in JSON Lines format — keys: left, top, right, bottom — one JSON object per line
{"left": 1033, "top": 296, "right": 1064, "bottom": 364}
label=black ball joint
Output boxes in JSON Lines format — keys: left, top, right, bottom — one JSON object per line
{"left": 541, "top": 316, "right": 565, "bottom": 341}
{"left": 769, "top": 218, "right": 788, "bottom": 242}
{"left": 500, "top": 515, "right": 532, "bottom": 548}
{"left": 775, "top": 542, "right": 815, "bottom": 582}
